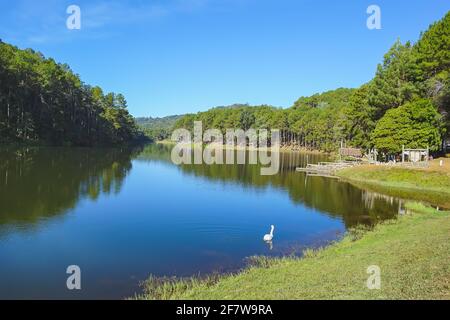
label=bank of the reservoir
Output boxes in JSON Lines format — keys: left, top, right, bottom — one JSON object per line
{"left": 156, "top": 140, "right": 329, "bottom": 154}
{"left": 336, "top": 159, "right": 450, "bottom": 209}
{"left": 136, "top": 202, "right": 450, "bottom": 300}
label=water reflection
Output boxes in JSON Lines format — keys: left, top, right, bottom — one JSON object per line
{"left": 0, "top": 144, "right": 402, "bottom": 232}
{"left": 0, "top": 146, "right": 140, "bottom": 228}
{"left": 0, "top": 144, "right": 404, "bottom": 299}
{"left": 137, "top": 144, "right": 400, "bottom": 227}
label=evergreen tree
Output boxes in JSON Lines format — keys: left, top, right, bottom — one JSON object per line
{"left": 371, "top": 99, "right": 442, "bottom": 153}
{"left": 0, "top": 41, "right": 143, "bottom": 146}
{"left": 342, "top": 85, "right": 376, "bottom": 149}
{"left": 368, "top": 40, "right": 420, "bottom": 121}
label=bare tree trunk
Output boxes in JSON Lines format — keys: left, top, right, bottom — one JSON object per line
{"left": 7, "top": 101, "right": 10, "bottom": 129}
{"left": 21, "top": 107, "right": 24, "bottom": 139}
{"left": 6, "top": 90, "right": 11, "bottom": 130}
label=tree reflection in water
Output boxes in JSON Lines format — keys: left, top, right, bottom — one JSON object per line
{"left": 137, "top": 144, "right": 400, "bottom": 228}
{"left": 0, "top": 146, "right": 142, "bottom": 227}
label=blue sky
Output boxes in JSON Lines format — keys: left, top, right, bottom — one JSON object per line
{"left": 0, "top": 0, "right": 449, "bottom": 117}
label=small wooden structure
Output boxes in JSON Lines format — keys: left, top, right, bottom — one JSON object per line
{"left": 338, "top": 141, "right": 362, "bottom": 162}
{"left": 445, "top": 138, "right": 450, "bottom": 152}
{"left": 366, "top": 148, "right": 378, "bottom": 163}
{"left": 401, "top": 145, "right": 429, "bottom": 164}
{"left": 296, "top": 161, "right": 360, "bottom": 177}
{"left": 339, "top": 147, "right": 363, "bottom": 158}
{"left": 297, "top": 142, "right": 363, "bottom": 177}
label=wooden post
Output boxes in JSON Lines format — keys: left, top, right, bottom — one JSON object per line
{"left": 402, "top": 145, "right": 405, "bottom": 163}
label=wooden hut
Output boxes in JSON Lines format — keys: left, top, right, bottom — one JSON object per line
{"left": 339, "top": 147, "right": 363, "bottom": 159}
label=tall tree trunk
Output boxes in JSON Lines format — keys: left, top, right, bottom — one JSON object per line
{"left": 21, "top": 106, "right": 24, "bottom": 139}
{"left": 6, "top": 100, "right": 10, "bottom": 129}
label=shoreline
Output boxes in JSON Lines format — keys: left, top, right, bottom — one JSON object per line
{"left": 336, "top": 159, "right": 450, "bottom": 209}
{"left": 155, "top": 140, "right": 330, "bottom": 155}
{"left": 134, "top": 158, "right": 450, "bottom": 300}
{"left": 135, "top": 202, "right": 450, "bottom": 300}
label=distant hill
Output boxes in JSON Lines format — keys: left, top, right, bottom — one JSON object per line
{"left": 135, "top": 115, "right": 183, "bottom": 141}
{"left": 135, "top": 115, "right": 183, "bottom": 129}
{"left": 135, "top": 105, "right": 253, "bottom": 140}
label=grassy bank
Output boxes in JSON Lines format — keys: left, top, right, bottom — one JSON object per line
{"left": 136, "top": 203, "right": 450, "bottom": 300}
{"left": 336, "top": 159, "right": 450, "bottom": 208}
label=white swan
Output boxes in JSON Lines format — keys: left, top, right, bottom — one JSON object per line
{"left": 263, "top": 225, "right": 275, "bottom": 242}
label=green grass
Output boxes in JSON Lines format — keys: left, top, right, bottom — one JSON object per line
{"left": 135, "top": 203, "right": 450, "bottom": 300}
{"left": 336, "top": 166, "right": 450, "bottom": 208}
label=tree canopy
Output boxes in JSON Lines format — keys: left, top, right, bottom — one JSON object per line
{"left": 3, "top": 10, "right": 449, "bottom": 152}
{"left": 136, "top": 115, "right": 182, "bottom": 141}
{"left": 371, "top": 99, "right": 442, "bottom": 153}
{"left": 168, "top": 11, "right": 450, "bottom": 154}
{"left": 0, "top": 41, "right": 144, "bottom": 146}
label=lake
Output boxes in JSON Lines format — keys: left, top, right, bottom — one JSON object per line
{"left": 0, "top": 145, "right": 402, "bottom": 299}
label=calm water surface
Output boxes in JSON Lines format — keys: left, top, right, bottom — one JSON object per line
{"left": 0, "top": 145, "right": 402, "bottom": 299}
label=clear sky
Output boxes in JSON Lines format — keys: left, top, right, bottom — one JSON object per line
{"left": 0, "top": 0, "right": 449, "bottom": 117}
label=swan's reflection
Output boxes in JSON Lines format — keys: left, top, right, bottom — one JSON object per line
{"left": 265, "top": 240, "right": 273, "bottom": 250}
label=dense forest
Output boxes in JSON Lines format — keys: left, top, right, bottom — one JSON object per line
{"left": 171, "top": 11, "right": 450, "bottom": 154}
{"left": 136, "top": 115, "right": 182, "bottom": 141}
{"left": 0, "top": 41, "right": 144, "bottom": 146}
{"left": 2, "top": 11, "right": 448, "bottom": 151}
